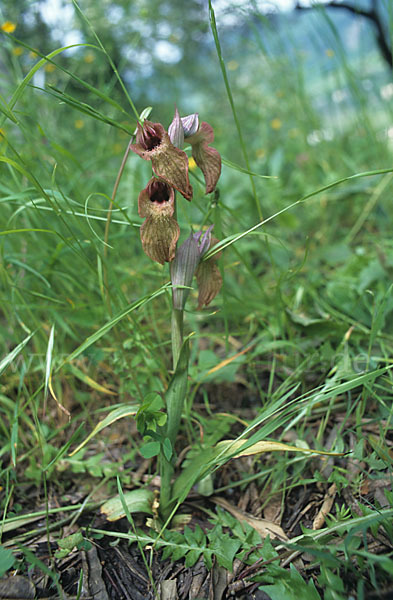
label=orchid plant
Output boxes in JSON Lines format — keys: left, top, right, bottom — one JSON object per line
{"left": 129, "top": 108, "right": 223, "bottom": 519}
{"left": 87, "top": 108, "right": 343, "bottom": 526}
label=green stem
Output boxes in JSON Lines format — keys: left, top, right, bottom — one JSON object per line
{"left": 103, "top": 141, "right": 133, "bottom": 316}
{"left": 159, "top": 305, "right": 186, "bottom": 521}
{"left": 159, "top": 456, "right": 174, "bottom": 521}
{"left": 170, "top": 194, "right": 184, "bottom": 370}
{"left": 171, "top": 308, "right": 184, "bottom": 370}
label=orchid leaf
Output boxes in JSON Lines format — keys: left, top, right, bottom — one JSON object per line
{"left": 100, "top": 489, "right": 154, "bottom": 521}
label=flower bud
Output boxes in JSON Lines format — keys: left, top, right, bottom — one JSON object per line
{"left": 168, "top": 107, "right": 185, "bottom": 149}
{"left": 170, "top": 232, "right": 200, "bottom": 310}
{"left": 170, "top": 226, "right": 216, "bottom": 310}
{"left": 181, "top": 113, "right": 199, "bottom": 137}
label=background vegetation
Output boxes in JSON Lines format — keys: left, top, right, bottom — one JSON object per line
{"left": 1, "top": 1, "right": 393, "bottom": 598}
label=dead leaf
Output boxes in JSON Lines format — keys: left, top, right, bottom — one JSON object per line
{"left": 188, "top": 559, "right": 207, "bottom": 599}
{"left": 207, "top": 345, "right": 253, "bottom": 375}
{"left": 375, "top": 487, "right": 390, "bottom": 509}
{"left": 0, "top": 576, "right": 35, "bottom": 599}
{"left": 67, "top": 363, "right": 117, "bottom": 395}
{"left": 215, "top": 439, "right": 344, "bottom": 460}
{"left": 312, "top": 483, "right": 337, "bottom": 530}
{"left": 211, "top": 563, "right": 228, "bottom": 600}
{"left": 360, "top": 479, "right": 370, "bottom": 495}
{"left": 263, "top": 493, "right": 282, "bottom": 525}
{"left": 86, "top": 545, "right": 110, "bottom": 600}
{"left": 1, "top": 513, "right": 45, "bottom": 534}
{"left": 156, "top": 580, "right": 178, "bottom": 600}
{"left": 211, "top": 496, "right": 288, "bottom": 541}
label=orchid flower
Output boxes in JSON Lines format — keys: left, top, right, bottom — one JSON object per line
{"left": 138, "top": 178, "right": 180, "bottom": 265}
{"left": 130, "top": 120, "right": 193, "bottom": 200}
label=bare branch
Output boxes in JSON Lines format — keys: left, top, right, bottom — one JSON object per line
{"left": 296, "top": 0, "right": 392, "bottom": 68}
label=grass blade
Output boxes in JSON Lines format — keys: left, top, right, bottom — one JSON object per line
{"left": 62, "top": 283, "right": 170, "bottom": 366}
{"left": 0, "top": 332, "right": 34, "bottom": 376}
{"left": 44, "top": 325, "right": 55, "bottom": 405}
{"left": 204, "top": 167, "right": 393, "bottom": 260}
{"left": 69, "top": 404, "right": 139, "bottom": 456}
{"left": 208, "top": 0, "right": 262, "bottom": 219}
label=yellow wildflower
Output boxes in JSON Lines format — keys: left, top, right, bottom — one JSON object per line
{"left": 74, "top": 119, "right": 84, "bottom": 129}
{"left": 1, "top": 21, "right": 16, "bottom": 33}
{"left": 326, "top": 48, "right": 334, "bottom": 58}
{"left": 188, "top": 156, "right": 197, "bottom": 170}
{"left": 270, "top": 118, "right": 282, "bottom": 131}
{"left": 255, "top": 148, "right": 266, "bottom": 159}
{"left": 29, "top": 50, "right": 38, "bottom": 59}
{"left": 45, "top": 63, "right": 56, "bottom": 72}
{"left": 227, "top": 60, "right": 239, "bottom": 71}
{"left": 12, "top": 46, "right": 23, "bottom": 56}
{"left": 84, "top": 52, "right": 95, "bottom": 63}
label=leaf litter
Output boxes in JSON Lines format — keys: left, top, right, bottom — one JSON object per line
{"left": 2, "top": 391, "right": 393, "bottom": 600}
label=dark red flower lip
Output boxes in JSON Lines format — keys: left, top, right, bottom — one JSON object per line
{"left": 130, "top": 120, "right": 193, "bottom": 200}
{"left": 138, "top": 178, "right": 180, "bottom": 265}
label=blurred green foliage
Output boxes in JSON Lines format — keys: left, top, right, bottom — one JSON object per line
{"left": 0, "top": 0, "right": 392, "bottom": 376}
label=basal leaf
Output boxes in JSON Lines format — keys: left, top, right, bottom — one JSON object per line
{"left": 100, "top": 489, "right": 154, "bottom": 521}
{"left": 165, "top": 337, "right": 190, "bottom": 446}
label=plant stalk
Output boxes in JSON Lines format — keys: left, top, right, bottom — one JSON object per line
{"left": 103, "top": 141, "right": 133, "bottom": 316}
{"left": 171, "top": 307, "right": 184, "bottom": 370}
{"left": 159, "top": 456, "right": 174, "bottom": 521}
{"left": 159, "top": 303, "right": 186, "bottom": 520}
